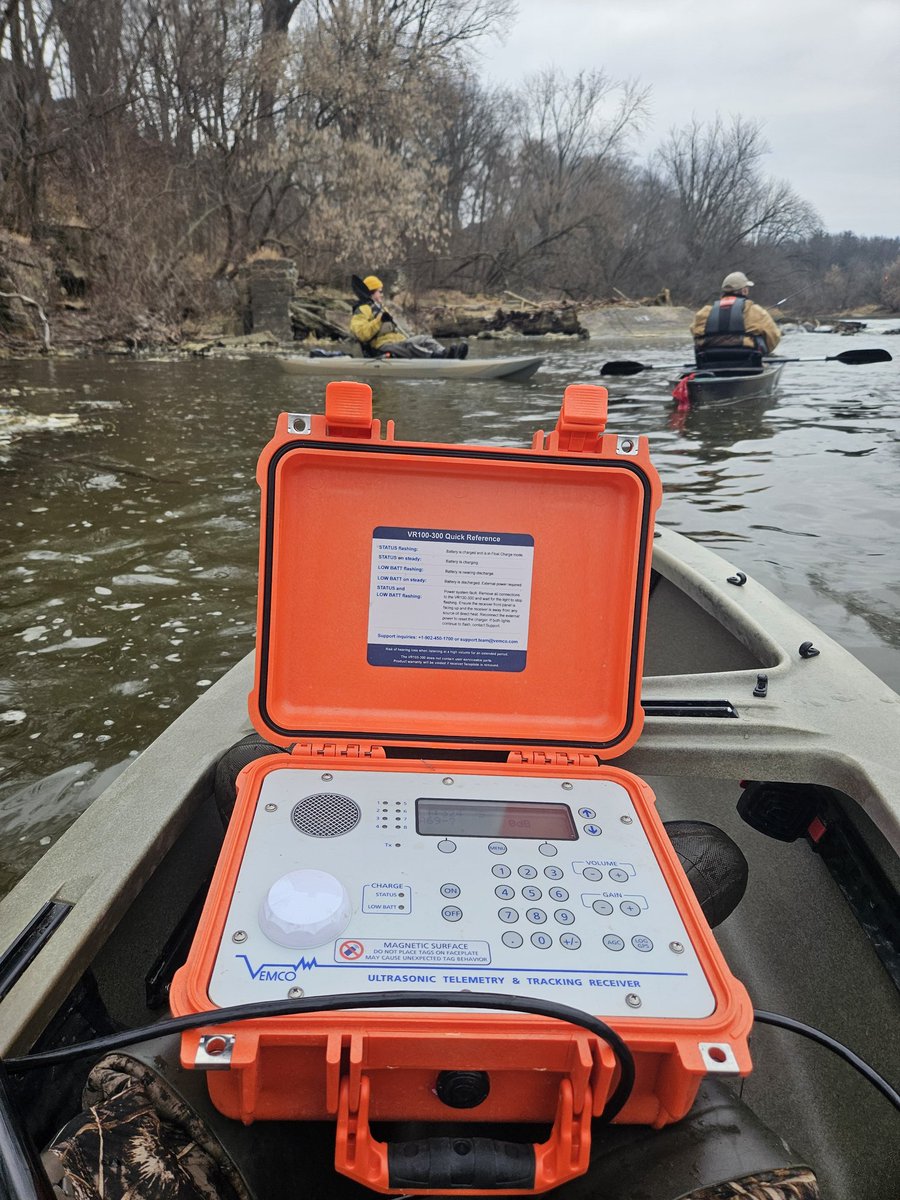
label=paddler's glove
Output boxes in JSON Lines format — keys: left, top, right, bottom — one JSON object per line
{"left": 380, "top": 310, "right": 394, "bottom": 324}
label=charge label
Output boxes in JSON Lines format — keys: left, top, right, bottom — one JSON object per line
{"left": 362, "top": 884, "right": 412, "bottom": 914}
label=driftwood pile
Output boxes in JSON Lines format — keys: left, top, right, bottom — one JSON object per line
{"left": 285, "top": 283, "right": 590, "bottom": 344}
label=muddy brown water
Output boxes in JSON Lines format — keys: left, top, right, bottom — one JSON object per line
{"left": 1, "top": 325, "right": 898, "bottom": 895}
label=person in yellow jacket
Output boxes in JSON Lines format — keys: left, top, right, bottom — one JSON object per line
{"left": 691, "top": 271, "right": 781, "bottom": 368}
{"left": 349, "top": 275, "right": 468, "bottom": 359}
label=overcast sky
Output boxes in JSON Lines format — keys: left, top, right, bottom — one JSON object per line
{"left": 475, "top": 0, "right": 899, "bottom": 239}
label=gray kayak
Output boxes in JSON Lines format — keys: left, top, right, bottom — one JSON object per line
{"left": 277, "top": 352, "right": 544, "bottom": 381}
{"left": 678, "top": 360, "right": 786, "bottom": 404}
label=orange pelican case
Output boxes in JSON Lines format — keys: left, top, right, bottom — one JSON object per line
{"left": 171, "top": 382, "right": 752, "bottom": 1195}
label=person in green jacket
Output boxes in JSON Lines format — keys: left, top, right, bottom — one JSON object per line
{"left": 350, "top": 275, "right": 468, "bottom": 359}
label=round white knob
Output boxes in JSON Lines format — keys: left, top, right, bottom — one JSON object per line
{"left": 259, "top": 869, "right": 352, "bottom": 949}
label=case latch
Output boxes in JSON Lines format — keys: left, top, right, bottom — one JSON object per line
{"left": 544, "top": 385, "right": 608, "bottom": 452}
{"left": 324, "top": 380, "right": 377, "bottom": 439}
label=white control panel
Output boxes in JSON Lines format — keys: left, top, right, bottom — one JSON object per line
{"left": 209, "top": 768, "right": 716, "bottom": 1019}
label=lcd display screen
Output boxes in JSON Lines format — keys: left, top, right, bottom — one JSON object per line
{"left": 416, "top": 798, "right": 577, "bottom": 840}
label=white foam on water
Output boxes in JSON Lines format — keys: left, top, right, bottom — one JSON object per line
{"left": 35, "top": 637, "right": 108, "bottom": 653}
{"left": 110, "top": 573, "right": 180, "bottom": 586}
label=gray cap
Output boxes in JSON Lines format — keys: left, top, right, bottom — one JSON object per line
{"left": 722, "top": 271, "right": 754, "bottom": 291}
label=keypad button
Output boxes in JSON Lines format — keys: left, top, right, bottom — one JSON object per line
{"left": 543, "top": 866, "right": 564, "bottom": 880}
{"left": 494, "top": 884, "right": 515, "bottom": 900}
{"left": 531, "top": 932, "right": 553, "bottom": 948}
{"left": 582, "top": 824, "right": 602, "bottom": 836}
{"left": 521, "top": 885, "right": 542, "bottom": 902}
{"left": 498, "top": 908, "right": 519, "bottom": 924}
{"left": 517, "top": 865, "right": 538, "bottom": 879}
{"left": 538, "top": 843, "right": 558, "bottom": 857}
{"left": 549, "top": 886, "right": 569, "bottom": 902}
{"left": 440, "top": 883, "right": 461, "bottom": 899}
{"left": 554, "top": 909, "right": 575, "bottom": 925}
{"left": 488, "top": 841, "right": 507, "bottom": 855}
{"left": 438, "top": 839, "right": 456, "bottom": 854}
{"left": 502, "top": 931, "right": 523, "bottom": 948}
{"left": 631, "top": 935, "right": 653, "bottom": 953}
{"left": 442, "top": 906, "right": 462, "bottom": 922}
{"left": 583, "top": 867, "right": 603, "bottom": 881}
{"left": 602, "top": 933, "right": 625, "bottom": 951}
{"left": 619, "top": 900, "right": 642, "bottom": 917}
{"left": 577, "top": 807, "right": 596, "bottom": 819}
{"left": 492, "top": 864, "right": 511, "bottom": 878}
{"left": 591, "top": 899, "right": 614, "bottom": 916}
{"left": 560, "top": 933, "right": 581, "bottom": 950}
{"left": 526, "top": 908, "right": 547, "bottom": 924}
{"left": 608, "top": 868, "right": 629, "bottom": 883}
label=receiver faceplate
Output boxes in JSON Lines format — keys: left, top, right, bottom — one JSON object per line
{"left": 209, "top": 767, "right": 716, "bottom": 1019}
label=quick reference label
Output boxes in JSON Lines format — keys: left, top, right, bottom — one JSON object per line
{"left": 367, "top": 526, "right": 534, "bottom": 671}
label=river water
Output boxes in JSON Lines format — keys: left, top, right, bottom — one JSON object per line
{"left": 1, "top": 324, "right": 898, "bottom": 896}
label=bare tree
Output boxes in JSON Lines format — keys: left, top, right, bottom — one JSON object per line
{"left": 655, "top": 115, "right": 819, "bottom": 296}
{"left": 476, "top": 67, "right": 648, "bottom": 291}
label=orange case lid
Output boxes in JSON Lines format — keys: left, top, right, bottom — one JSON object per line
{"left": 249, "top": 383, "right": 661, "bottom": 757}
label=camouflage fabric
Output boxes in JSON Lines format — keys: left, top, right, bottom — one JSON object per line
{"left": 682, "top": 1166, "right": 820, "bottom": 1199}
{"left": 42, "top": 1053, "right": 250, "bottom": 1200}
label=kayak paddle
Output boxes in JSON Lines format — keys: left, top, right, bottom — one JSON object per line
{"left": 601, "top": 348, "right": 892, "bottom": 376}
{"left": 766, "top": 348, "right": 892, "bottom": 365}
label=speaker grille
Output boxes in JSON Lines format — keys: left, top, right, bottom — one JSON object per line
{"left": 291, "top": 793, "right": 361, "bottom": 837}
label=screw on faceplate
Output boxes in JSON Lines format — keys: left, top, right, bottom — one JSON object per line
{"left": 620, "top": 815, "right": 633, "bottom": 825}
{"left": 288, "top": 986, "right": 304, "bottom": 999}
{"left": 232, "top": 930, "right": 248, "bottom": 944}
{"left": 265, "top": 803, "right": 277, "bottom": 812}
{"left": 625, "top": 993, "right": 642, "bottom": 1008}
{"left": 799, "top": 641, "right": 820, "bottom": 659}
{"left": 669, "top": 941, "right": 685, "bottom": 954}
{"left": 562, "top": 782, "right": 573, "bottom": 791}
{"left": 321, "top": 773, "right": 333, "bottom": 782}
{"left": 753, "top": 673, "right": 768, "bottom": 698}
{"left": 443, "top": 777, "right": 454, "bottom": 786}
{"left": 727, "top": 571, "right": 747, "bottom": 586}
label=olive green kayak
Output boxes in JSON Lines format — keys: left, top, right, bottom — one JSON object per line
{"left": 277, "top": 352, "right": 544, "bottom": 381}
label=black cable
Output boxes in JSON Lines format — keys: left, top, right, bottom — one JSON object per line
{"left": 753, "top": 1009, "right": 900, "bottom": 1112}
{"left": 2, "top": 990, "right": 635, "bottom": 1124}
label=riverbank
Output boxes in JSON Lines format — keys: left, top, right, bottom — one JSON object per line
{"left": 1, "top": 232, "right": 896, "bottom": 361}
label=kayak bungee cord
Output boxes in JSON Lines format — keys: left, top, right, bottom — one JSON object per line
{"left": 3, "top": 995, "right": 898, "bottom": 1113}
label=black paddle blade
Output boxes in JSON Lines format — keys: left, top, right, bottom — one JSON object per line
{"left": 350, "top": 274, "right": 372, "bottom": 302}
{"left": 832, "top": 348, "right": 892, "bottom": 365}
{"left": 600, "top": 360, "right": 648, "bottom": 376}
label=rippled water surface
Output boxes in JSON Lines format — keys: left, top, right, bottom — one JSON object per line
{"left": 2, "top": 325, "right": 898, "bottom": 894}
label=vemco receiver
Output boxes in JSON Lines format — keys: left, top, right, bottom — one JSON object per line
{"left": 171, "top": 382, "right": 752, "bottom": 1195}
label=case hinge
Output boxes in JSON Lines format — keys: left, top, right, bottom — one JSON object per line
{"left": 292, "top": 741, "right": 387, "bottom": 759}
{"left": 507, "top": 749, "right": 600, "bottom": 767}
